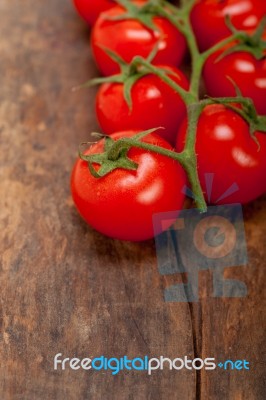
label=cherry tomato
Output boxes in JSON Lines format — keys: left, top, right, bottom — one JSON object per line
{"left": 72, "top": 0, "right": 115, "bottom": 26}
{"left": 191, "top": 0, "right": 266, "bottom": 51}
{"left": 95, "top": 65, "right": 189, "bottom": 144}
{"left": 91, "top": 1, "right": 187, "bottom": 76}
{"left": 71, "top": 130, "right": 186, "bottom": 241}
{"left": 203, "top": 44, "right": 266, "bottom": 116}
{"left": 176, "top": 105, "right": 266, "bottom": 204}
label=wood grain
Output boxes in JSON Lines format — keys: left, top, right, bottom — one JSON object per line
{"left": 0, "top": 1, "right": 265, "bottom": 399}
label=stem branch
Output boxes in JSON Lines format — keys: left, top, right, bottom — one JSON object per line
{"left": 133, "top": 57, "right": 195, "bottom": 103}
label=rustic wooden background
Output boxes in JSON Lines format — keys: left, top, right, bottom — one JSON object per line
{"left": 0, "top": 0, "right": 265, "bottom": 399}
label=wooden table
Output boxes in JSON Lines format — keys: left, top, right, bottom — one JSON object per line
{"left": 0, "top": 1, "right": 265, "bottom": 399}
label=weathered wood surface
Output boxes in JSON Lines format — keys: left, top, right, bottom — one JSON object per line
{"left": 0, "top": 1, "right": 265, "bottom": 399}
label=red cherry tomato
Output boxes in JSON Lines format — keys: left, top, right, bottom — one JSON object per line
{"left": 176, "top": 105, "right": 266, "bottom": 204}
{"left": 203, "top": 43, "right": 266, "bottom": 116}
{"left": 73, "top": 0, "right": 115, "bottom": 26}
{"left": 191, "top": 0, "right": 266, "bottom": 51}
{"left": 71, "top": 131, "right": 186, "bottom": 241}
{"left": 91, "top": 1, "right": 187, "bottom": 76}
{"left": 95, "top": 65, "right": 189, "bottom": 144}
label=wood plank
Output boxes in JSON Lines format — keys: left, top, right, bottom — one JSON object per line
{"left": 200, "top": 199, "right": 266, "bottom": 400}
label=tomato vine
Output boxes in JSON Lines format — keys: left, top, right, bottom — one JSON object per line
{"left": 79, "top": 0, "right": 266, "bottom": 212}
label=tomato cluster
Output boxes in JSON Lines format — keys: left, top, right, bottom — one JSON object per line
{"left": 71, "top": 0, "right": 266, "bottom": 241}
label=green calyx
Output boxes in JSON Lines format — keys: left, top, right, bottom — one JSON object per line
{"left": 108, "top": 0, "right": 193, "bottom": 37}
{"left": 74, "top": 48, "right": 146, "bottom": 110}
{"left": 111, "top": 0, "right": 174, "bottom": 31}
{"left": 79, "top": 136, "right": 137, "bottom": 179}
{"left": 205, "top": 77, "right": 266, "bottom": 138}
{"left": 79, "top": 128, "right": 157, "bottom": 178}
{"left": 78, "top": 45, "right": 189, "bottom": 110}
{"left": 206, "top": 96, "right": 266, "bottom": 142}
{"left": 79, "top": 126, "right": 208, "bottom": 212}
{"left": 216, "top": 16, "right": 266, "bottom": 61}
{"left": 88, "top": 47, "right": 149, "bottom": 110}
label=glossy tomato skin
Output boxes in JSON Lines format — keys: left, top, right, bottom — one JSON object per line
{"left": 91, "top": 2, "right": 187, "bottom": 76}
{"left": 191, "top": 0, "right": 266, "bottom": 51}
{"left": 203, "top": 47, "right": 266, "bottom": 116}
{"left": 96, "top": 65, "right": 189, "bottom": 144}
{"left": 73, "top": 0, "right": 115, "bottom": 26}
{"left": 176, "top": 105, "right": 266, "bottom": 205}
{"left": 71, "top": 131, "right": 186, "bottom": 241}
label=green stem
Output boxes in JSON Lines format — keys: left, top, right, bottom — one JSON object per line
{"left": 108, "top": 138, "right": 185, "bottom": 163}
{"left": 188, "top": 41, "right": 204, "bottom": 98}
{"left": 115, "top": 0, "right": 138, "bottom": 13}
{"left": 182, "top": 103, "right": 207, "bottom": 210}
{"left": 160, "top": 2, "right": 242, "bottom": 98}
{"left": 156, "top": 3, "right": 202, "bottom": 98}
{"left": 184, "top": 103, "right": 205, "bottom": 150}
{"left": 106, "top": 107, "right": 207, "bottom": 211}
{"left": 133, "top": 56, "right": 195, "bottom": 103}
{"left": 179, "top": 0, "right": 195, "bottom": 13}
{"left": 201, "top": 32, "right": 243, "bottom": 62}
